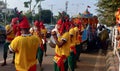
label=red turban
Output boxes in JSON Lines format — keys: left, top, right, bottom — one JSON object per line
{"left": 19, "top": 16, "right": 30, "bottom": 28}
{"left": 11, "top": 17, "right": 19, "bottom": 25}
{"left": 34, "top": 20, "right": 39, "bottom": 27}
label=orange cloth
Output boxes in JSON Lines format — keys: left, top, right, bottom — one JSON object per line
{"left": 115, "top": 10, "right": 120, "bottom": 24}
{"left": 117, "top": 26, "right": 120, "bottom": 32}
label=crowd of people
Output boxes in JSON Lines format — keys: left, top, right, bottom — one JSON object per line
{"left": 0, "top": 8, "right": 110, "bottom": 71}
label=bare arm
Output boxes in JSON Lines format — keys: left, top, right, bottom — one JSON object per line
{"left": 6, "top": 28, "right": 13, "bottom": 35}
{"left": 51, "top": 31, "right": 66, "bottom": 47}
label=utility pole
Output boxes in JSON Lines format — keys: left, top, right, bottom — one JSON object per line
{"left": 76, "top": 4, "right": 79, "bottom": 14}
{"left": 29, "top": 0, "right": 32, "bottom": 24}
{"left": 32, "top": 9, "right": 35, "bottom": 25}
{"left": 65, "top": 1, "right": 68, "bottom": 14}
{"left": 30, "top": 0, "right": 32, "bottom": 12}
{"left": 50, "top": 4, "right": 55, "bottom": 24}
{"left": 38, "top": 0, "right": 44, "bottom": 21}
{"left": 5, "top": 0, "right": 7, "bottom": 25}
{"left": 38, "top": 2, "right": 42, "bottom": 21}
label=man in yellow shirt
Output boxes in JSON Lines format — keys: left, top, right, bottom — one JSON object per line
{"left": 74, "top": 27, "right": 82, "bottom": 67}
{"left": 30, "top": 20, "right": 44, "bottom": 70}
{"left": 9, "top": 16, "right": 40, "bottom": 71}
{"left": 68, "top": 28, "right": 76, "bottom": 71}
{"left": 40, "top": 22, "right": 47, "bottom": 56}
{"left": 52, "top": 18, "right": 70, "bottom": 71}
{"left": 1, "top": 24, "right": 15, "bottom": 66}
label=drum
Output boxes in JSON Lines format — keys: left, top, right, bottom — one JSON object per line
{"left": 48, "top": 36, "right": 56, "bottom": 48}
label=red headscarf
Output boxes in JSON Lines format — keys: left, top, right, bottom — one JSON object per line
{"left": 11, "top": 17, "right": 19, "bottom": 25}
{"left": 57, "top": 19, "right": 63, "bottom": 35}
{"left": 39, "top": 21, "right": 45, "bottom": 29}
{"left": 16, "top": 24, "right": 21, "bottom": 36}
{"left": 11, "top": 17, "right": 19, "bottom": 34}
{"left": 57, "top": 19, "right": 69, "bottom": 35}
{"left": 64, "top": 19, "right": 70, "bottom": 31}
{"left": 34, "top": 20, "right": 39, "bottom": 27}
{"left": 19, "top": 16, "right": 30, "bottom": 29}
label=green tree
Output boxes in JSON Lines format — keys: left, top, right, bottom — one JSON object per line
{"left": 23, "top": 0, "right": 45, "bottom": 24}
{"left": 24, "top": 12, "right": 33, "bottom": 24}
{"left": 41, "top": 10, "right": 53, "bottom": 24}
{"left": 1, "top": 13, "right": 15, "bottom": 24}
{"left": 96, "top": 0, "right": 120, "bottom": 26}
{"left": 24, "top": 1, "right": 31, "bottom": 8}
{"left": 24, "top": 9, "right": 54, "bottom": 24}
{"left": 34, "top": 13, "right": 40, "bottom": 21}
{"left": 24, "top": 0, "right": 45, "bottom": 11}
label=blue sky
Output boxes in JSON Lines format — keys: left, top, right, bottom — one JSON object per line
{"left": 6, "top": 0, "right": 98, "bottom": 16}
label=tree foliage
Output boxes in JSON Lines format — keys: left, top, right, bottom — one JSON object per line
{"left": 24, "top": 0, "right": 45, "bottom": 11}
{"left": 23, "top": 0, "right": 55, "bottom": 24}
{"left": 23, "top": 9, "right": 53, "bottom": 24}
{"left": 41, "top": 10, "right": 52, "bottom": 24}
{"left": 56, "top": 11, "right": 69, "bottom": 21}
{"left": 24, "top": 1, "right": 31, "bottom": 8}
{"left": 24, "top": 12, "right": 32, "bottom": 24}
{"left": 96, "top": 0, "right": 120, "bottom": 26}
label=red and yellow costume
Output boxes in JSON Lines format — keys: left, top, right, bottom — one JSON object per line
{"left": 9, "top": 16, "right": 40, "bottom": 71}
{"left": 68, "top": 28, "right": 76, "bottom": 71}
{"left": 40, "top": 21, "right": 47, "bottom": 56}
{"left": 53, "top": 18, "right": 70, "bottom": 71}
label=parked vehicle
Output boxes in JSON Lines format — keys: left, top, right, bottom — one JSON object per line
{"left": 44, "top": 24, "right": 55, "bottom": 38}
{"left": 0, "top": 25, "right": 6, "bottom": 43}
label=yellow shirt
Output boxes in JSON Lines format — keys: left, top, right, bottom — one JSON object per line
{"left": 69, "top": 28, "right": 75, "bottom": 47}
{"left": 5, "top": 25, "right": 15, "bottom": 42}
{"left": 54, "top": 32, "right": 70, "bottom": 62}
{"left": 69, "top": 28, "right": 76, "bottom": 53}
{"left": 74, "top": 27, "right": 79, "bottom": 45}
{"left": 10, "top": 35, "right": 40, "bottom": 71}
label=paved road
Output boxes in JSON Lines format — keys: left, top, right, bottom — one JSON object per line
{"left": 0, "top": 43, "right": 106, "bottom": 71}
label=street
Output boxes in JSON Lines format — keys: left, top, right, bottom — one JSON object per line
{"left": 0, "top": 43, "right": 106, "bottom": 71}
